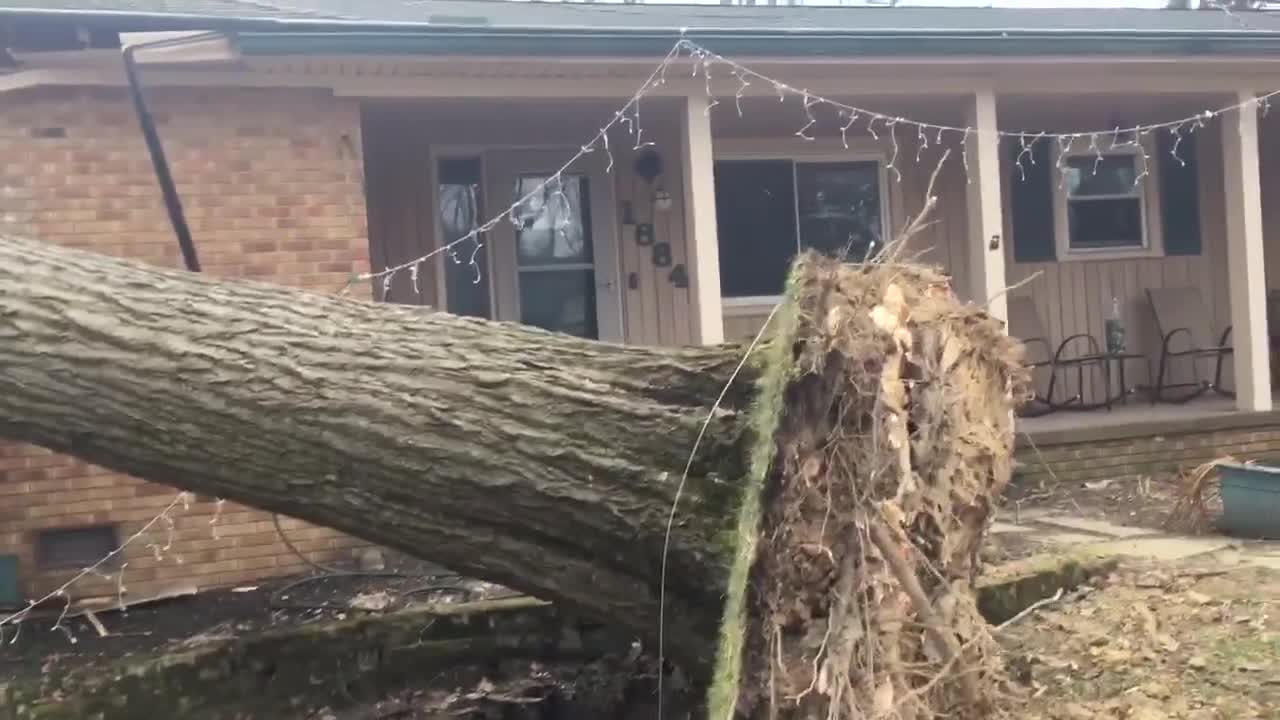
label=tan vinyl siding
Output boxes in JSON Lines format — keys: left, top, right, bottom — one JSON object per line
{"left": 1004, "top": 117, "right": 1233, "bottom": 399}
{"left": 614, "top": 109, "right": 695, "bottom": 346}
{"left": 361, "top": 99, "right": 694, "bottom": 346}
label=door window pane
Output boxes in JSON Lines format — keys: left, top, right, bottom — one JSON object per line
{"left": 519, "top": 269, "right": 598, "bottom": 338}
{"left": 713, "top": 160, "right": 797, "bottom": 298}
{"left": 511, "top": 173, "right": 598, "bottom": 338}
{"left": 438, "top": 157, "right": 491, "bottom": 319}
{"left": 512, "top": 174, "right": 593, "bottom": 266}
{"left": 796, "top": 161, "right": 882, "bottom": 261}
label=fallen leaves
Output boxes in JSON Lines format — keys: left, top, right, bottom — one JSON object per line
{"left": 1003, "top": 563, "right": 1280, "bottom": 719}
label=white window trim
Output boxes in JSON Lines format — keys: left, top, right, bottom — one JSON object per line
{"left": 1052, "top": 137, "right": 1164, "bottom": 262}
{"left": 712, "top": 137, "right": 893, "bottom": 304}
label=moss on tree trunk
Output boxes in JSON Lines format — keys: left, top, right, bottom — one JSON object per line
{"left": 0, "top": 233, "right": 755, "bottom": 671}
{"left": 0, "top": 233, "right": 1024, "bottom": 719}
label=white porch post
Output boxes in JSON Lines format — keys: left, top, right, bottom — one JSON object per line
{"left": 1222, "top": 89, "right": 1272, "bottom": 412}
{"left": 964, "top": 89, "right": 1008, "bottom": 324}
{"left": 679, "top": 94, "right": 724, "bottom": 345}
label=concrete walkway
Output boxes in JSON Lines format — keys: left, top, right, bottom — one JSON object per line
{"left": 991, "top": 512, "right": 1280, "bottom": 571}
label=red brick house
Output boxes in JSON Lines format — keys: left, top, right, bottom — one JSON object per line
{"left": 6, "top": 0, "right": 1280, "bottom": 604}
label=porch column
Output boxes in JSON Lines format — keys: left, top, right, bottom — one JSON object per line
{"left": 1222, "top": 89, "right": 1272, "bottom": 412}
{"left": 964, "top": 89, "right": 1008, "bottom": 324}
{"left": 679, "top": 94, "right": 724, "bottom": 345}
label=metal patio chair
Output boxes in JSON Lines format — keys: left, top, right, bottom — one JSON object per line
{"left": 1007, "top": 296, "right": 1107, "bottom": 416}
{"left": 1146, "top": 287, "right": 1233, "bottom": 403}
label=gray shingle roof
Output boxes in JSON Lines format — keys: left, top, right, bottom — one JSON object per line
{"left": 2, "top": 0, "right": 342, "bottom": 19}
{"left": 7, "top": 0, "right": 1280, "bottom": 34}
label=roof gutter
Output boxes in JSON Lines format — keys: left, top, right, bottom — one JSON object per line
{"left": 8, "top": 8, "right": 1280, "bottom": 57}
{"left": 233, "top": 29, "right": 1280, "bottom": 59}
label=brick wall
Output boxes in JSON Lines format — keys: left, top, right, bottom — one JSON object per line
{"left": 1015, "top": 415, "right": 1280, "bottom": 487}
{"left": 0, "top": 85, "right": 373, "bottom": 601}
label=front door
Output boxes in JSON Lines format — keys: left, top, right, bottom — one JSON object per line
{"left": 486, "top": 150, "right": 622, "bottom": 342}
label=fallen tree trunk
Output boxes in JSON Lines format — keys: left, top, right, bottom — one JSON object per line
{"left": 0, "top": 233, "right": 748, "bottom": 669}
{"left": 0, "top": 232, "right": 1026, "bottom": 718}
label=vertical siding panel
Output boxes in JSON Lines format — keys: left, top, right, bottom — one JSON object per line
{"left": 615, "top": 141, "right": 661, "bottom": 346}
{"left": 1070, "top": 262, "right": 1091, "bottom": 400}
{"left": 1125, "top": 259, "right": 1143, "bottom": 358}
{"left": 1043, "top": 263, "right": 1062, "bottom": 357}
{"left": 615, "top": 141, "right": 647, "bottom": 345}
{"left": 637, "top": 165, "right": 663, "bottom": 346}
{"left": 944, "top": 153, "right": 971, "bottom": 300}
{"left": 658, "top": 125, "right": 694, "bottom": 345}
{"left": 1203, "top": 127, "right": 1233, "bottom": 333}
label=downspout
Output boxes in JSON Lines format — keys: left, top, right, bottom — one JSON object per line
{"left": 120, "top": 32, "right": 226, "bottom": 272}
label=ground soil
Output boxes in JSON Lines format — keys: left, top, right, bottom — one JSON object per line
{"left": 1004, "top": 559, "right": 1280, "bottom": 719}
{"left": 4, "top": 476, "right": 1276, "bottom": 719}
{"left": 1004, "top": 465, "right": 1190, "bottom": 533}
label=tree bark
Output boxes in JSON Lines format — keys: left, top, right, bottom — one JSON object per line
{"left": 0, "top": 234, "right": 755, "bottom": 669}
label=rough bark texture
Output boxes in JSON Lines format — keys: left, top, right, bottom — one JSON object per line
{"left": 0, "top": 234, "right": 755, "bottom": 669}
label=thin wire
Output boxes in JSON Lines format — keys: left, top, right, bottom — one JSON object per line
{"left": 0, "top": 492, "right": 190, "bottom": 630}
{"left": 359, "top": 38, "right": 1278, "bottom": 290}
{"left": 687, "top": 39, "right": 1280, "bottom": 142}
{"left": 656, "top": 302, "right": 781, "bottom": 720}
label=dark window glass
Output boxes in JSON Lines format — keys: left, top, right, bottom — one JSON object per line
{"left": 438, "top": 157, "right": 491, "bottom": 319}
{"left": 1063, "top": 152, "right": 1145, "bottom": 251}
{"left": 796, "top": 161, "right": 883, "bottom": 262}
{"left": 518, "top": 268, "right": 598, "bottom": 339}
{"left": 713, "top": 160, "right": 797, "bottom": 297}
{"left": 36, "top": 525, "right": 119, "bottom": 570}
{"left": 1064, "top": 155, "right": 1139, "bottom": 197}
{"left": 1068, "top": 198, "right": 1144, "bottom": 249}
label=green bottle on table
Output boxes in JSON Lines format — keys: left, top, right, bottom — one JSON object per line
{"left": 1105, "top": 296, "right": 1126, "bottom": 355}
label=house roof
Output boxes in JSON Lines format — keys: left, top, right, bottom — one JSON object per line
{"left": 8, "top": 0, "right": 1280, "bottom": 57}
{"left": 2, "top": 0, "right": 338, "bottom": 20}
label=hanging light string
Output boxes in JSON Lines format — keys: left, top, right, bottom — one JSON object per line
{"left": 353, "top": 40, "right": 687, "bottom": 293}
{"left": 0, "top": 492, "right": 194, "bottom": 643}
{"left": 355, "top": 36, "right": 1279, "bottom": 292}
{"left": 690, "top": 40, "right": 1279, "bottom": 142}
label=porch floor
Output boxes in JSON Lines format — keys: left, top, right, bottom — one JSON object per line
{"left": 1017, "top": 394, "right": 1280, "bottom": 445}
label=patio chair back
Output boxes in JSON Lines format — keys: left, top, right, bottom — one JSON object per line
{"left": 1146, "top": 287, "right": 1216, "bottom": 350}
{"left": 1007, "top": 296, "right": 1048, "bottom": 359}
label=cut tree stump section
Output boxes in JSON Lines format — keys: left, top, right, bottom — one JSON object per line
{"left": 0, "top": 233, "right": 1025, "bottom": 719}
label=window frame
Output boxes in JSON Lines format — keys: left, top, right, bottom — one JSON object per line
{"left": 34, "top": 524, "right": 121, "bottom": 571}
{"left": 713, "top": 140, "right": 892, "bottom": 308}
{"left": 1052, "top": 137, "right": 1164, "bottom": 261}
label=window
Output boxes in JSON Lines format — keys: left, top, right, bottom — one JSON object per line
{"left": 36, "top": 525, "right": 120, "bottom": 570}
{"left": 438, "top": 157, "right": 491, "bottom": 319}
{"left": 509, "top": 173, "right": 598, "bottom": 339}
{"left": 714, "top": 158, "right": 885, "bottom": 300}
{"left": 1055, "top": 143, "right": 1158, "bottom": 257}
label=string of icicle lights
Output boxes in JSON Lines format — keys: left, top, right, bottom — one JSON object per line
{"left": 353, "top": 37, "right": 1279, "bottom": 294}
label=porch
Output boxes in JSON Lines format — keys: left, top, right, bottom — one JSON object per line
{"left": 1018, "top": 394, "right": 1275, "bottom": 441}
{"left": 349, "top": 52, "right": 1280, "bottom": 443}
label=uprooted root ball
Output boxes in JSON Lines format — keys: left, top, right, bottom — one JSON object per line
{"left": 725, "top": 253, "right": 1028, "bottom": 720}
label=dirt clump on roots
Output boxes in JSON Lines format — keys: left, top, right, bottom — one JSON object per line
{"left": 726, "top": 252, "right": 1027, "bottom": 720}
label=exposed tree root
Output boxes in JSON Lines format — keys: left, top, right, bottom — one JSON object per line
{"left": 710, "top": 242, "right": 1028, "bottom": 720}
